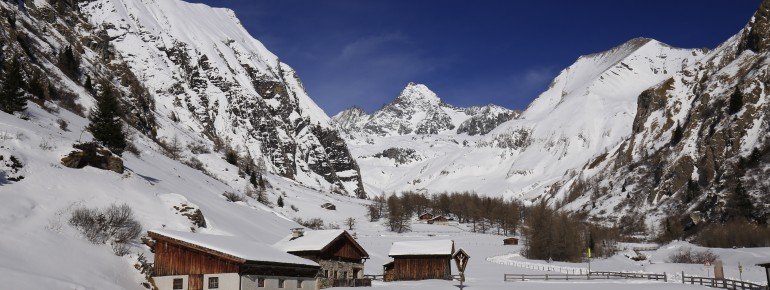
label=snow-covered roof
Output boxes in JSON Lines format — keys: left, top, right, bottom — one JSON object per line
{"left": 149, "top": 230, "right": 318, "bottom": 267}
{"left": 273, "top": 229, "right": 349, "bottom": 252}
{"left": 389, "top": 240, "right": 454, "bottom": 256}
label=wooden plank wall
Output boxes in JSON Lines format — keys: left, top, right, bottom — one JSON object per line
{"left": 391, "top": 256, "right": 451, "bottom": 280}
{"left": 323, "top": 238, "right": 366, "bottom": 262}
{"left": 153, "top": 240, "right": 239, "bottom": 276}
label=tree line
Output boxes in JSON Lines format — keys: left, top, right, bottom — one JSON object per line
{"left": 371, "top": 191, "right": 620, "bottom": 262}
{"left": 371, "top": 191, "right": 521, "bottom": 235}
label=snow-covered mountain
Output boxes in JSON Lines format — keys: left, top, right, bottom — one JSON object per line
{"left": 332, "top": 82, "right": 520, "bottom": 137}
{"left": 553, "top": 1, "right": 770, "bottom": 227}
{"left": 77, "top": 0, "right": 364, "bottom": 196}
{"left": 337, "top": 40, "right": 705, "bottom": 197}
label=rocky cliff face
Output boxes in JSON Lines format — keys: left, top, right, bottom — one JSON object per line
{"left": 555, "top": 1, "right": 770, "bottom": 228}
{"left": 0, "top": 0, "right": 365, "bottom": 197}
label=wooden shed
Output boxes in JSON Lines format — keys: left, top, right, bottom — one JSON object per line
{"left": 418, "top": 212, "right": 434, "bottom": 221}
{"left": 274, "top": 229, "right": 370, "bottom": 287}
{"left": 427, "top": 215, "right": 449, "bottom": 225}
{"left": 503, "top": 237, "right": 519, "bottom": 245}
{"left": 383, "top": 240, "right": 454, "bottom": 281}
{"left": 149, "top": 230, "right": 320, "bottom": 290}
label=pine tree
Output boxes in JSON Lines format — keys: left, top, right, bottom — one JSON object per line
{"left": 88, "top": 82, "right": 127, "bottom": 155}
{"left": 277, "top": 196, "right": 284, "bottom": 208}
{"left": 58, "top": 46, "right": 79, "bottom": 79}
{"left": 726, "top": 181, "right": 754, "bottom": 221}
{"left": 0, "top": 56, "right": 27, "bottom": 114}
{"left": 83, "top": 75, "right": 94, "bottom": 94}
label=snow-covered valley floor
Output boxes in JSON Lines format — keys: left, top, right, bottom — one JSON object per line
{"left": 2, "top": 104, "right": 769, "bottom": 290}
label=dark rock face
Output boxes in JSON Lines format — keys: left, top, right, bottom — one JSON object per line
{"left": 457, "top": 106, "right": 520, "bottom": 135}
{"left": 738, "top": 0, "right": 770, "bottom": 53}
{"left": 61, "top": 143, "right": 125, "bottom": 174}
{"left": 373, "top": 148, "right": 421, "bottom": 165}
{"left": 311, "top": 124, "right": 367, "bottom": 198}
{"left": 0, "top": 154, "right": 25, "bottom": 183}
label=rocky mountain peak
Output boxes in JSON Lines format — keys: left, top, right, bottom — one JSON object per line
{"left": 395, "top": 82, "right": 442, "bottom": 106}
{"left": 332, "top": 83, "right": 518, "bottom": 137}
{"left": 738, "top": 0, "right": 770, "bottom": 53}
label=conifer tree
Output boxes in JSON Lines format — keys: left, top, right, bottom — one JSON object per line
{"left": 277, "top": 196, "right": 284, "bottom": 208}
{"left": 88, "top": 81, "right": 127, "bottom": 155}
{"left": 83, "top": 75, "right": 93, "bottom": 94}
{"left": 727, "top": 181, "right": 754, "bottom": 221}
{"left": 0, "top": 56, "right": 26, "bottom": 114}
{"left": 58, "top": 45, "right": 79, "bottom": 78}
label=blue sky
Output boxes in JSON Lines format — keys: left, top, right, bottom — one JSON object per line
{"left": 191, "top": 0, "right": 760, "bottom": 115}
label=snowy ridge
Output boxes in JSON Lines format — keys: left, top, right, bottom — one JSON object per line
{"left": 332, "top": 82, "right": 519, "bottom": 137}
{"left": 553, "top": 0, "right": 770, "bottom": 227}
{"left": 339, "top": 39, "right": 704, "bottom": 198}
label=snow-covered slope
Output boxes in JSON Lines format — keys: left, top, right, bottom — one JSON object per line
{"left": 339, "top": 40, "right": 704, "bottom": 198}
{"left": 554, "top": 1, "right": 770, "bottom": 227}
{"left": 78, "top": 0, "right": 364, "bottom": 196}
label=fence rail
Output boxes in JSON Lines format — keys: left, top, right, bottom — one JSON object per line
{"left": 504, "top": 271, "right": 667, "bottom": 282}
{"left": 682, "top": 272, "right": 766, "bottom": 290}
{"left": 363, "top": 274, "right": 383, "bottom": 281}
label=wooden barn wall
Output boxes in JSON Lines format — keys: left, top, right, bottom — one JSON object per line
{"left": 391, "top": 256, "right": 451, "bottom": 280}
{"left": 153, "top": 240, "right": 240, "bottom": 276}
{"left": 321, "top": 238, "right": 366, "bottom": 262}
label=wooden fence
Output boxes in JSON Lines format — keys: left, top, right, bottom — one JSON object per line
{"left": 504, "top": 271, "right": 667, "bottom": 282}
{"left": 681, "top": 272, "right": 766, "bottom": 290}
{"left": 363, "top": 274, "right": 383, "bottom": 281}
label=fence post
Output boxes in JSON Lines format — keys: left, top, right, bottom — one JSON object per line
{"left": 545, "top": 274, "right": 549, "bottom": 281}
{"left": 682, "top": 271, "right": 685, "bottom": 284}
{"left": 664, "top": 272, "right": 667, "bottom": 282}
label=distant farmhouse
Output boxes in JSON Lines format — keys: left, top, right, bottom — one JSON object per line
{"left": 274, "top": 229, "right": 370, "bottom": 287}
{"left": 383, "top": 240, "right": 454, "bottom": 281}
{"left": 427, "top": 215, "right": 449, "bottom": 225}
{"left": 503, "top": 237, "right": 519, "bottom": 245}
{"left": 418, "top": 212, "right": 434, "bottom": 221}
{"left": 149, "top": 230, "right": 320, "bottom": 290}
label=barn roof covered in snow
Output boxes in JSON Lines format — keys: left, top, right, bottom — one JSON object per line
{"left": 149, "top": 230, "right": 319, "bottom": 267}
{"left": 388, "top": 240, "right": 455, "bottom": 256}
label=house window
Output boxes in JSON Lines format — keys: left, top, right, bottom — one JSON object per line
{"left": 173, "top": 278, "right": 184, "bottom": 290}
{"left": 298, "top": 280, "right": 304, "bottom": 288}
{"left": 257, "top": 278, "right": 265, "bottom": 287}
{"left": 208, "top": 277, "right": 219, "bottom": 289}
{"left": 278, "top": 279, "right": 285, "bottom": 288}
{"left": 324, "top": 270, "right": 329, "bottom": 277}
{"left": 342, "top": 271, "right": 347, "bottom": 279}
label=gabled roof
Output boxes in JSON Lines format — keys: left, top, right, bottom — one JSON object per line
{"left": 389, "top": 240, "right": 454, "bottom": 256}
{"left": 273, "top": 229, "right": 369, "bottom": 258}
{"left": 149, "top": 230, "right": 319, "bottom": 267}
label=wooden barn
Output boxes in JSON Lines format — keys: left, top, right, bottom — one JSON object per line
{"left": 383, "top": 240, "right": 454, "bottom": 281}
{"left": 417, "top": 212, "right": 434, "bottom": 221}
{"left": 149, "top": 230, "right": 320, "bottom": 290}
{"left": 503, "top": 237, "right": 519, "bottom": 245}
{"left": 427, "top": 215, "right": 449, "bottom": 225}
{"left": 274, "top": 229, "right": 370, "bottom": 287}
